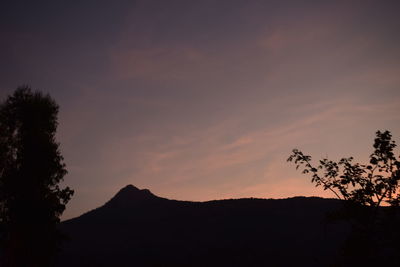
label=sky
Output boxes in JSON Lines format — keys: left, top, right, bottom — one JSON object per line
{"left": 1, "top": 0, "right": 399, "bottom": 220}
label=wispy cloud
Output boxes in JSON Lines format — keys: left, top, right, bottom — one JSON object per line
{"left": 5, "top": 1, "right": 398, "bottom": 220}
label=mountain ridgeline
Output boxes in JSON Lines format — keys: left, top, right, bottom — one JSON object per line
{"left": 58, "top": 185, "right": 349, "bottom": 267}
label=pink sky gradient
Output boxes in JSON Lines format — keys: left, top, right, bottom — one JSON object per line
{"left": 1, "top": 1, "right": 399, "bottom": 220}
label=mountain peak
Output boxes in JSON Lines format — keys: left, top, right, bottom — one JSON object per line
{"left": 105, "top": 185, "right": 158, "bottom": 207}
{"left": 119, "top": 184, "right": 140, "bottom": 193}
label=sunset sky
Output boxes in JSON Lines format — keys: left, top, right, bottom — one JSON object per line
{"left": 1, "top": 0, "right": 399, "bottom": 220}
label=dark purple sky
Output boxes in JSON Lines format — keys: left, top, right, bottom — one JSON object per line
{"left": 1, "top": 0, "right": 399, "bottom": 220}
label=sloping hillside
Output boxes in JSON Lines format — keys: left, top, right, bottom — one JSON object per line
{"left": 58, "top": 185, "right": 349, "bottom": 267}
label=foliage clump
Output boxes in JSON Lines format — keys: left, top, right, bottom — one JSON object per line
{"left": 288, "top": 130, "right": 400, "bottom": 208}
{"left": 288, "top": 130, "right": 400, "bottom": 265}
{"left": 0, "top": 87, "right": 73, "bottom": 266}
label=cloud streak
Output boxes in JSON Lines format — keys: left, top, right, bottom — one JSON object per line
{"left": 1, "top": 1, "right": 399, "bottom": 220}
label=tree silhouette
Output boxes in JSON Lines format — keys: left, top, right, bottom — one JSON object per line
{"left": 288, "top": 130, "right": 400, "bottom": 265}
{"left": 288, "top": 130, "right": 400, "bottom": 210}
{"left": 0, "top": 87, "right": 74, "bottom": 267}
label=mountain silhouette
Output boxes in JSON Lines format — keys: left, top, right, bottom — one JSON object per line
{"left": 105, "top": 185, "right": 161, "bottom": 206}
{"left": 58, "top": 185, "right": 350, "bottom": 267}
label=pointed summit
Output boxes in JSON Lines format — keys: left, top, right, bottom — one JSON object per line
{"left": 105, "top": 185, "right": 159, "bottom": 208}
{"left": 118, "top": 184, "right": 140, "bottom": 193}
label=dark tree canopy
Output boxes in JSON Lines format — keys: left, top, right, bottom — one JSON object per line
{"left": 288, "top": 130, "right": 400, "bottom": 265}
{"left": 288, "top": 130, "right": 400, "bottom": 208}
{"left": 0, "top": 87, "right": 73, "bottom": 266}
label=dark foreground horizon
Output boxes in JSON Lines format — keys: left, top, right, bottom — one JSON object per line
{"left": 58, "top": 185, "right": 350, "bottom": 267}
